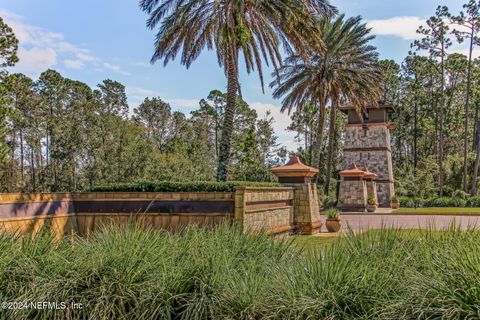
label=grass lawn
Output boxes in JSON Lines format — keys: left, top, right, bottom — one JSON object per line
{"left": 394, "top": 207, "right": 480, "bottom": 215}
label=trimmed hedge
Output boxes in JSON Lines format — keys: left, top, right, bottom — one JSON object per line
{"left": 91, "top": 180, "right": 282, "bottom": 193}
{"left": 399, "top": 196, "right": 476, "bottom": 208}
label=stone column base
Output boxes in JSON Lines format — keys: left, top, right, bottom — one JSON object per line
{"left": 296, "top": 221, "right": 322, "bottom": 235}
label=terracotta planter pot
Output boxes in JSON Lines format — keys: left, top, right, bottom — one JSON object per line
{"left": 325, "top": 218, "right": 341, "bottom": 232}
{"left": 391, "top": 201, "right": 400, "bottom": 209}
{"left": 367, "top": 204, "right": 377, "bottom": 212}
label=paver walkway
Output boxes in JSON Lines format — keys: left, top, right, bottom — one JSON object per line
{"left": 338, "top": 214, "right": 480, "bottom": 231}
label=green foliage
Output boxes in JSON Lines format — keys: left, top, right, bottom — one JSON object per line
{"left": 1, "top": 225, "right": 480, "bottom": 319}
{"left": 319, "top": 192, "right": 337, "bottom": 209}
{"left": 272, "top": 14, "right": 381, "bottom": 193}
{"left": 466, "top": 196, "right": 480, "bottom": 207}
{"left": 1, "top": 69, "right": 281, "bottom": 192}
{"left": 324, "top": 208, "right": 339, "bottom": 219}
{"left": 390, "top": 195, "right": 399, "bottom": 202}
{"left": 0, "top": 17, "right": 19, "bottom": 69}
{"left": 424, "top": 197, "right": 467, "bottom": 207}
{"left": 140, "top": 0, "right": 336, "bottom": 181}
{"left": 398, "top": 196, "right": 424, "bottom": 208}
{"left": 91, "top": 180, "right": 281, "bottom": 193}
{"left": 367, "top": 195, "right": 376, "bottom": 205}
{"left": 399, "top": 196, "right": 475, "bottom": 208}
{"left": 453, "top": 189, "right": 470, "bottom": 200}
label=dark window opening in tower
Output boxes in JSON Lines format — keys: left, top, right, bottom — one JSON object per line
{"left": 362, "top": 110, "right": 369, "bottom": 122}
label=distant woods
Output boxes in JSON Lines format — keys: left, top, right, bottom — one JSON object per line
{"left": 0, "top": 68, "right": 284, "bottom": 192}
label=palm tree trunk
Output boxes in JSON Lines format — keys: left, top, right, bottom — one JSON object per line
{"left": 463, "top": 34, "right": 474, "bottom": 192}
{"left": 217, "top": 48, "right": 239, "bottom": 181}
{"left": 324, "top": 101, "right": 337, "bottom": 194}
{"left": 314, "top": 98, "right": 326, "bottom": 170}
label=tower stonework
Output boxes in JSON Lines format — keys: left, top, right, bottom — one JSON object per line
{"left": 340, "top": 102, "right": 395, "bottom": 207}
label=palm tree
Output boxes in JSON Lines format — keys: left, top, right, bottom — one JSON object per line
{"left": 139, "top": 0, "right": 337, "bottom": 181}
{"left": 271, "top": 14, "right": 382, "bottom": 193}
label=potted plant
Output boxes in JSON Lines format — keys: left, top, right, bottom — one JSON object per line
{"left": 324, "top": 208, "right": 341, "bottom": 232}
{"left": 367, "top": 195, "right": 377, "bottom": 212}
{"left": 390, "top": 195, "right": 400, "bottom": 209}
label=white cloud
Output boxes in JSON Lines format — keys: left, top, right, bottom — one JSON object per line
{"left": 167, "top": 98, "right": 200, "bottom": 109}
{"left": 1, "top": 9, "right": 132, "bottom": 78}
{"left": 1, "top": 9, "right": 99, "bottom": 77}
{"left": 126, "top": 86, "right": 162, "bottom": 107}
{"left": 365, "top": 16, "right": 479, "bottom": 60}
{"left": 76, "top": 52, "right": 97, "bottom": 62}
{"left": 103, "top": 62, "right": 131, "bottom": 75}
{"left": 16, "top": 47, "right": 57, "bottom": 76}
{"left": 127, "top": 87, "right": 157, "bottom": 97}
{"left": 250, "top": 102, "right": 300, "bottom": 150}
{"left": 63, "top": 59, "right": 84, "bottom": 69}
{"left": 448, "top": 42, "right": 480, "bottom": 59}
{"left": 366, "top": 16, "right": 425, "bottom": 40}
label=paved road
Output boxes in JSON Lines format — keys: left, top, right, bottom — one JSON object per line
{"left": 338, "top": 214, "right": 480, "bottom": 231}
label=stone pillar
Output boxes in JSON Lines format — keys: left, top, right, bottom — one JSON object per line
{"left": 338, "top": 164, "right": 367, "bottom": 212}
{"left": 340, "top": 102, "right": 396, "bottom": 207}
{"left": 363, "top": 167, "right": 378, "bottom": 206}
{"left": 271, "top": 154, "right": 322, "bottom": 234}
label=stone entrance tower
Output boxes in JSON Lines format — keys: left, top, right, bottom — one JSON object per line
{"left": 340, "top": 102, "right": 395, "bottom": 207}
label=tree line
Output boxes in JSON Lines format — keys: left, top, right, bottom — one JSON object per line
{"left": 380, "top": 1, "right": 480, "bottom": 198}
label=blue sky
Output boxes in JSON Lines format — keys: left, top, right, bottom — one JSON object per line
{"left": 0, "top": 0, "right": 469, "bottom": 147}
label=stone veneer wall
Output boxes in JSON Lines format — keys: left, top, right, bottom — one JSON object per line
{"left": 343, "top": 125, "right": 394, "bottom": 206}
{"left": 234, "top": 187, "right": 295, "bottom": 235}
{"left": 291, "top": 183, "right": 322, "bottom": 234}
{"left": 0, "top": 192, "right": 234, "bottom": 238}
{"left": 0, "top": 187, "right": 319, "bottom": 237}
{"left": 338, "top": 179, "right": 368, "bottom": 211}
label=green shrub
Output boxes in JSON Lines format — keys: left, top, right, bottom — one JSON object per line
{"left": 466, "top": 196, "right": 480, "bottom": 207}
{"left": 319, "top": 193, "right": 337, "bottom": 209}
{"left": 324, "top": 208, "right": 339, "bottom": 219}
{"left": 453, "top": 189, "right": 470, "bottom": 200}
{"left": 423, "top": 197, "right": 467, "bottom": 207}
{"left": 91, "top": 180, "right": 281, "bottom": 192}
{"left": 390, "top": 195, "right": 399, "bottom": 202}
{"left": 398, "top": 196, "right": 478, "bottom": 208}
{"left": 398, "top": 196, "right": 424, "bottom": 208}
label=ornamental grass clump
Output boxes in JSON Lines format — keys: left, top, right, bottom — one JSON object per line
{"left": 324, "top": 207, "right": 339, "bottom": 219}
{"left": 0, "top": 224, "right": 479, "bottom": 319}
